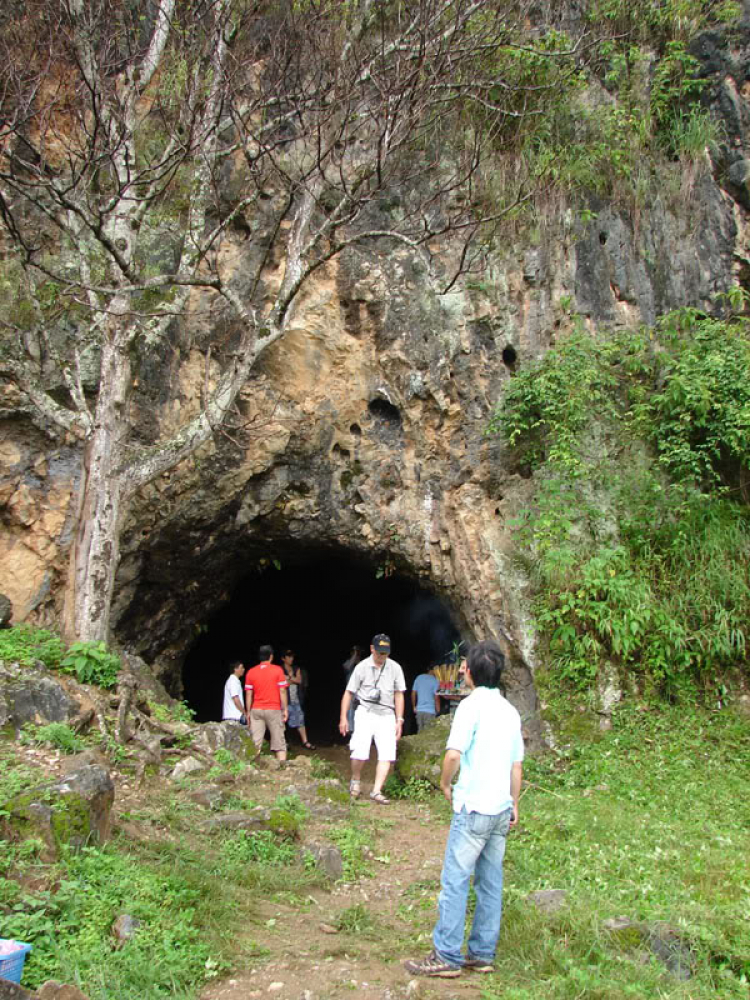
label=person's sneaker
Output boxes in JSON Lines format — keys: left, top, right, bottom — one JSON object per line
{"left": 403, "top": 951, "right": 461, "bottom": 978}
{"left": 463, "top": 954, "right": 495, "bottom": 973}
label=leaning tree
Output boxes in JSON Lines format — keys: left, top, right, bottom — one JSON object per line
{"left": 0, "top": 0, "right": 577, "bottom": 642}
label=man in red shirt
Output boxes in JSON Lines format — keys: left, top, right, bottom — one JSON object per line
{"left": 244, "top": 645, "right": 289, "bottom": 762}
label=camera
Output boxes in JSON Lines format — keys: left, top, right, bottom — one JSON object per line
{"left": 369, "top": 688, "right": 381, "bottom": 703}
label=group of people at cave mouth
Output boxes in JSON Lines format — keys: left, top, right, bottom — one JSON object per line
{"left": 220, "top": 637, "right": 448, "bottom": 766}
{"left": 220, "top": 633, "right": 525, "bottom": 982}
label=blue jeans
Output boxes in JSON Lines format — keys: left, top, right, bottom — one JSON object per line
{"left": 433, "top": 806, "right": 512, "bottom": 967}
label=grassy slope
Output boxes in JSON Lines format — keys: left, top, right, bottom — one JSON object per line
{"left": 1, "top": 702, "right": 748, "bottom": 999}
{"left": 393, "top": 702, "right": 750, "bottom": 999}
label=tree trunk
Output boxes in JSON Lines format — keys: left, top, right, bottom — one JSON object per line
{"left": 63, "top": 330, "right": 132, "bottom": 643}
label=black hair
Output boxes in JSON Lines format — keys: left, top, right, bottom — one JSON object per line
{"left": 466, "top": 639, "right": 506, "bottom": 692}
{"left": 259, "top": 644, "right": 274, "bottom": 661}
{"left": 229, "top": 659, "right": 243, "bottom": 672}
{"left": 282, "top": 649, "right": 294, "bottom": 657}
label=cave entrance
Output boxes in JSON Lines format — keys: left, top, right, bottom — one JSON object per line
{"left": 182, "top": 546, "right": 462, "bottom": 743}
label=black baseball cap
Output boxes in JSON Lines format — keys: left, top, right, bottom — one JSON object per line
{"left": 372, "top": 634, "right": 391, "bottom": 654}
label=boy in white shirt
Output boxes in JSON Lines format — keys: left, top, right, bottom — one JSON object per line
{"left": 222, "top": 660, "right": 246, "bottom": 723}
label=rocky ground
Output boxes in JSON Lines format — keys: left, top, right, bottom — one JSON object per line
{"left": 9, "top": 735, "right": 486, "bottom": 1000}
{"left": 199, "top": 746, "right": 477, "bottom": 1000}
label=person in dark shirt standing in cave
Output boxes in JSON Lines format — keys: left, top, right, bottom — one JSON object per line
{"left": 281, "top": 649, "right": 314, "bottom": 749}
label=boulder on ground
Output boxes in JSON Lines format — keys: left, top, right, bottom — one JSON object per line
{"left": 1, "top": 764, "right": 114, "bottom": 860}
{"left": 193, "top": 721, "right": 256, "bottom": 758}
{"left": 395, "top": 715, "right": 451, "bottom": 786}
{"left": 0, "top": 979, "right": 34, "bottom": 1000}
{"left": 304, "top": 842, "right": 344, "bottom": 880}
{"left": 0, "top": 594, "right": 12, "bottom": 628}
{"left": 0, "top": 664, "right": 80, "bottom": 732}
{"left": 118, "top": 651, "right": 172, "bottom": 706}
{"left": 36, "top": 983, "right": 91, "bottom": 1000}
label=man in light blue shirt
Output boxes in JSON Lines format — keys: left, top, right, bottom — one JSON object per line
{"left": 411, "top": 668, "right": 440, "bottom": 731}
{"left": 404, "top": 639, "right": 523, "bottom": 978}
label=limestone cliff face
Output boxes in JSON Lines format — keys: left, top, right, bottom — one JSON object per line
{"left": 2, "top": 19, "right": 749, "bottom": 728}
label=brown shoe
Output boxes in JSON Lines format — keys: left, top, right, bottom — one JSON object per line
{"left": 403, "top": 951, "right": 461, "bottom": 978}
{"left": 463, "top": 954, "right": 494, "bottom": 972}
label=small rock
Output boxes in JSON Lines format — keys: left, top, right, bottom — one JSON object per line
{"left": 526, "top": 889, "right": 567, "bottom": 914}
{"left": 405, "top": 980, "right": 421, "bottom": 996}
{"left": 319, "top": 923, "right": 338, "bottom": 934}
{"left": 603, "top": 916, "right": 635, "bottom": 932}
{"left": 0, "top": 978, "right": 35, "bottom": 1000}
{"left": 268, "top": 984, "right": 284, "bottom": 993}
{"left": 35, "top": 984, "right": 90, "bottom": 1000}
{"left": 111, "top": 913, "right": 142, "bottom": 947}
{"left": 170, "top": 757, "right": 204, "bottom": 780}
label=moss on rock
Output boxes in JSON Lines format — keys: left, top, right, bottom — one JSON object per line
{"left": 395, "top": 715, "right": 451, "bottom": 786}
{"left": 268, "top": 808, "right": 300, "bottom": 840}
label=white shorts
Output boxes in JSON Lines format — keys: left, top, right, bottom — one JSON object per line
{"left": 349, "top": 706, "right": 397, "bottom": 762}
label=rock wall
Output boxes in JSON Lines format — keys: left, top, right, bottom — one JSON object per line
{"left": 2, "top": 19, "right": 750, "bottom": 727}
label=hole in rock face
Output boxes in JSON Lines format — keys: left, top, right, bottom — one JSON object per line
{"left": 502, "top": 345, "right": 517, "bottom": 369}
{"left": 182, "top": 549, "right": 461, "bottom": 742}
{"left": 368, "top": 397, "right": 401, "bottom": 427}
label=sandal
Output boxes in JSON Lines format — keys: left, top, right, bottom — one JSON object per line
{"left": 369, "top": 791, "right": 390, "bottom": 804}
{"left": 349, "top": 779, "right": 361, "bottom": 799}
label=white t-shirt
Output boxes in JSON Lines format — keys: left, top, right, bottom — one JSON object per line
{"left": 347, "top": 655, "right": 406, "bottom": 716}
{"left": 447, "top": 686, "right": 524, "bottom": 815}
{"left": 223, "top": 673, "right": 244, "bottom": 721}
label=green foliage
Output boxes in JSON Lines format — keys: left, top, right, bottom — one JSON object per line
{"left": 491, "top": 312, "right": 750, "bottom": 695}
{"left": 382, "top": 773, "right": 434, "bottom": 802}
{"left": 488, "top": 328, "right": 618, "bottom": 476}
{"left": 148, "top": 699, "right": 196, "bottom": 725}
{"left": 644, "top": 311, "right": 750, "bottom": 492}
{"left": 59, "top": 641, "right": 121, "bottom": 689}
{"left": 20, "top": 723, "right": 85, "bottom": 755}
{"left": 272, "top": 792, "right": 309, "bottom": 821}
{"left": 328, "top": 823, "right": 374, "bottom": 881}
{"left": 220, "top": 829, "right": 297, "bottom": 867}
{"left": 335, "top": 902, "right": 375, "bottom": 935}
{"left": 205, "top": 746, "right": 246, "bottom": 779}
{"left": 1, "top": 842, "right": 219, "bottom": 997}
{"left": 309, "top": 755, "right": 339, "bottom": 780}
{"left": 0, "top": 625, "right": 65, "bottom": 669}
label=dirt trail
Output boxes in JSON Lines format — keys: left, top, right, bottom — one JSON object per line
{"left": 200, "top": 750, "right": 473, "bottom": 1000}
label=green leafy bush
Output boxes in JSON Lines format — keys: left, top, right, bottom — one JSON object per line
{"left": 149, "top": 699, "right": 196, "bottom": 724}
{"left": 0, "top": 625, "right": 65, "bottom": 668}
{"left": 491, "top": 310, "right": 750, "bottom": 696}
{"left": 20, "top": 722, "right": 84, "bottom": 754}
{"left": 221, "top": 829, "right": 297, "bottom": 867}
{"left": 59, "top": 641, "right": 121, "bottom": 689}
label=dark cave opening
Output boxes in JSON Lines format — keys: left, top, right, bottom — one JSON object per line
{"left": 182, "top": 548, "right": 462, "bottom": 743}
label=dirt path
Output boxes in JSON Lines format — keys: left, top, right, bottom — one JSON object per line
{"left": 199, "top": 751, "right": 474, "bottom": 1000}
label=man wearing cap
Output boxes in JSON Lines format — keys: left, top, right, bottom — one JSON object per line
{"left": 339, "top": 634, "right": 407, "bottom": 803}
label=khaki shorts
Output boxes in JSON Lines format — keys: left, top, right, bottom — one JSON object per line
{"left": 249, "top": 709, "right": 286, "bottom": 753}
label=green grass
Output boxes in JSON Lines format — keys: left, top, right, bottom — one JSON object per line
{"left": 2, "top": 701, "right": 747, "bottom": 998}
{"left": 397, "top": 702, "right": 750, "bottom": 998}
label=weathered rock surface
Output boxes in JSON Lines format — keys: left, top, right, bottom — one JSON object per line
{"left": 1, "top": 764, "right": 114, "bottom": 859}
{"left": 304, "top": 842, "right": 344, "bottom": 881}
{"left": 192, "top": 722, "right": 256, "bottom": 758}
{"left": 0, "top": 980, "right": 34, "bottom": 1000}
{"left": 0, "top": 664, "right": 79, "bottom": 732}
{"left": 2, "top": 18, "right": 750, "bottom": 735}
{"left": 395, "top": 714, "right": 453, "bottom": 786}
{"left": 35, "top": 983, "right": 90, "bottom": 1000}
